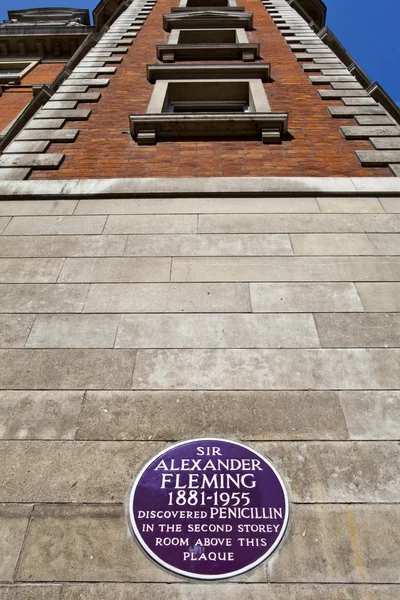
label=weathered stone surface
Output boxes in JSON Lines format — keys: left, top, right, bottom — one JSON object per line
{"left": 368, "top": 233, "right": 400, "bottom": 254}
{"left": 340, "top": 391, "right": 400, "bottom": 440}
{"left": 0, "top": 315, "right": 35, "bottom": 348}
{"left": 319, "top": 89, "right": 369, "bottom": 98}
{"left": 84, "top": 283, "right": 251, "bottom": 313}
{"left": 35, "top": 109, "right": 91, "bottom": 120}
{"left": 0, "top": 201, "right": 77, "bottom": 217}
{"left": 329, "top": 106, "right": 387, "bottom": 117}
{"left": 0, "top": 586, "right": 60, "bottom": 599}
{"left": 76, "top": 197, "right": 320, "bottom": 215}
{"left": 0, "top": 391, "right": 82, "bottom": 440}
{"left": 16, "top": 504, "right": 179, "bottom": 582}
{"left": 0, "top": 350, "right": 136, "bottom": 389}
{"left": 0, "top": 259, "right": 63, "bottom": 283}
{"left": 43, "top": 101, "right": 78, "bottom": 110}
{"left": 0, "top": 154, "right": 64, "bottom": 169}
{"left": 0, "top": 504, "right": 32, "bottom": 581}
{"left": 340, "top": 125, "right": 400, "bottom": 138}
{"left": 53, "top": 93, "right": 101, "bottom": 101}
{"left": 269, "top": 505, "right": 400, "bottom": 583}
{"left": 291, "top": 233, "right": 375, "bottom": 255}
{"left": 355, "top": 115, "right": 395, "bottom": 125}
{"left": 0, "top": 168, "right": 30, "bottom": 180}
{"left": 371, "top": 138, "right": 400, "bottom": 149}
{"left": 257, "top": 441, "right": 400, "bottom": 502}
{"left": 17, "top": 129, "right": 78, "bottom": 141}
{"left": 342, "top": 97, "right": 378, "bottom": 106}
{"left": 116, "top": 314, "right": 319, "bottom": 348}
{"left": 356, "top": 283, "right": 400, "bottom": 311}
{"left": 0, "top": 284, "right": 88, "bottom": 313}
{"left": 390, "top": 164, "right": 400, "bottom": 177}
{"left": 77, "top": 390, "right": 348, "bottom": 441}
{"left": 171, "top": 256, "right": 400, "bottom": 282}
{"left": 316, "top": 197, "right": 384, "bottom": 213}
{"left": 131, "top": 349, "right": 400, "bottom": 390}
{"left": 250, "top": 283, "right": 363, "bottom": 312}
{"left": 104, "top": 215, "right": 197, "bottom": 234}
{"left": 4, "top": 141, "right": 50, "bottom": 154}
{"left": 3, "top": 216, "right": 106, "bottom": 236}
{"left": 58, "top": 258, "right": 171, "bottom": 283}
{"left": 380, "top": 197, "right": 400, "bottom": 212}
{"left": 356, "top": 150, "right": 400, "bottom": 166}
{"left": 0, "top": 218, "right": 11, "bottom": 234}
{"left": 125, "top": 234, "right": 293, "bottom": 256}
{"left": 0, "top": 235, "right": 127, "bottom": 258}
{"left": 199, "top": 213, "right": 400, "bottom": 233}
{"left": 57, "top": 583, "right": 400, "bottom": 600}
{"left": 26, "top": 315, "right": 120, "bottom": 348}
{"left": 25, "top": 119, "right": 65, "bottom": 129}
{"left": 315, "top": 313, "right": 400, "bottom": 347}
{"left": 0, "top": 441, "right": 163, "bottom": 502}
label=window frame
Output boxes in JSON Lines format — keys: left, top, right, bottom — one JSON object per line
{"left": 0, "top": 60, "right": 39, "bottom": 83}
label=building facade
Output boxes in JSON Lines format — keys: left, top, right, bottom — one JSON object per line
{"left": 0, "top": 0, "right": 399, "bottom": 597}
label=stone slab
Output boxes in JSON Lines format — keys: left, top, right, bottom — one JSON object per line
{"left": 320, "top": 69, "right": 351, "bottom": 76}
{"left": 131, "top": 348, "right": 400, "bottom": 390}
{"left": 257, "top": 441, "right": 400, "bottom": 503}
{"left": 84, "top": 283, "right": 251, "bottom": 313}
{"left": 25, "top": 119, "right": 65, "bottom": 129}
{"left": 104, "top": 215, "right": 197, "bottom": 234}
{"left": 310, "top": 75, "right": 356, "bottom": 83}
{"left": 36, "top": 109, "right": 91, "bottom": 120}
{"left": 72, "top": 67, "right": 116, "bottom": 73}
{"left": 3, "top": 216, "right": 106, "bottom": 236}
{"left": 53, "top": 93, "right": 101, "bottom": 101}
{"left": 0, "top": 154, "right": 64, "bottom": 169}
{"left": 0, "top": 440, "right": 162, "bottom": 503}
{"left": 0, "top": 504, "right": 32, "bottom": 581}
{"left": 58, "top": 85, "right": 88, "bottom": 92}
{"left": 371, "top": 138, "right": 400, "bottom": 149}
{"left": 26, "top": 315, "right": 120, "bottom": 348}
{"left": 355, "top": 115, "right": 395, "bottom": 125}
{"left": 16, "top": 129, "right": 78, "bottom": 142}
{"left": 356, "top": 282, "right": 400, "bottom": 311}
{"left": 329, "top": 106, "right": 387, "bottom": 117}
{"left": 125, "top": 234, "right": 293, "bottom": 256}
{"left": 250, "top": 283, "right": 364, "bottom": 312}
{"left": 340, "top": 125, "right": 400, "bottom": 139}
{"left": 0, "top": 585, "right": 60, "bottom": 599}
{"left": 58, "top": 257, "right": 171, "bottom": 283}
{"left": 115, "top": 313, "right": 320, "bottom": 348}
{"left": 62, "top": 79, "right": 110, "bottom": 85}
{"left": 0, "top": 169, "right": 30, "bottom": 180}
{"left": 0, "top": 217, "right": 10, "bottom": 233}
{"left": 4, "top": 141, "right": 50, "bottom": 154}
{"left": 342, "top": 97, "right": 378, "bottom": 106}
{"left": 57, "top": 583, "right": 400, "bottom": 600}
{"left": 0, "top": 235, "right": 126, "bottom": 258}
{"left": 356, "top": 150, "right": 400, "bottom": 166}
{"left": 368, "top": 233, "right": 400, "bottom": 254}
{"left": 0, "top": 258, "right": 63, "bottom": 283}
{"left": 291, "top": 233, "right": 375, "bottom": 255}
{"left": 0, "top": 284, "right": 88, "bottom": 313}
{"left": 319, "top": 89, "right": 369, "bottom": 98}
{"left": 380, "top": 197, "right": 400, "bottom": 212}
{"left": 0, "top": 349, "right": 136, "bottom": 389}
{"left": 315, "top": 313, "right": 400, "bottom": 347}
{"left": 340, "top": 391, "right": 400, "bottom": 440}
{"left": 43, "top": 101, "right": 78, "bottom": 110}
{"left": 77, "top": 390, "right": 349, "bottom": 441}
{"left": 331, "top": 81, "right": 364, "bottom": 89}
{"left": 0, "top": 315, "right": 35, "bottom": 348}
{"left": 170, "top": 256, "right": 400, "bottom": 282}
{"left": 390, "top": 164, "right": 400, "bottom": 177}
{"left": 0, "top": 390, "right": 82, "bottom": 440}
{"left": 16, "top": 504, "right": 179, "bottom": 582}
{"left": 198, "top": 213, "right": 400, "bottom": 233}
{"left": 76, "top": 196, "right": 320, "bottom": 215}
{"left": 316, "top": 197, "right": 384, "bottom": 213}
{"left": 269, "top": 504, "right": 400, "bottom": 583}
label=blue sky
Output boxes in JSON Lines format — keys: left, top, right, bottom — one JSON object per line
{"left": 0, "top": 0, "right": 398, "bottom": 103}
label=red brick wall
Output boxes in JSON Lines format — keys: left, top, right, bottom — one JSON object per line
{"left": 31, "top": 0, "right": 388, "bottom": 179}
{"left": 0, "top": 63, "right": 66, "bottom": 132}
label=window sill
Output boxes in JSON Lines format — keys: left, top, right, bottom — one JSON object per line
{"left": 157, "top": 43, "right": 260, "bottom": 62}
{"left": 130, "top": 112, "right": 288, "bottom": 145}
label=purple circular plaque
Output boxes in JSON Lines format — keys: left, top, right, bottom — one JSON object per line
{"left": 129, "top": 438, "right": 289, "bottom": 580}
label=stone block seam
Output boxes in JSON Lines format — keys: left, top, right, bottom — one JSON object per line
{"left": 263, "top": 0, "right": 400, "bottom": 177}
{"left": 0, "top": 0, "right": 158, "bottom": 181}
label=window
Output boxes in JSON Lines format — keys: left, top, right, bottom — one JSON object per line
{"left": 157, "top": 28, "right": 259, "bottom": 62}
{"left": 0, "top": 61, "right": 39, "bottom": 82}
{"left": 130, "top": 79, "right": 288, "bottom": 144}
